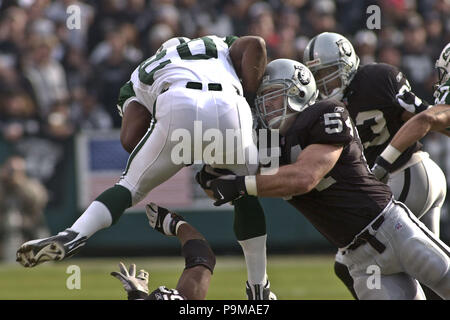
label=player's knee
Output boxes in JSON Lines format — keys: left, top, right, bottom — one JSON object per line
{"left": 401, "top": 237, "right": 449, "bottom": 286}
{"left": 182, "top": 239, "right": 216, "bottom": 274}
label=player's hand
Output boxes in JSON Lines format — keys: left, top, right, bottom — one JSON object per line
{"left": 111, "top": 262, "right": 149, "bottom": 299}
{"left": 195, "top": 165, "right": 234, "bottom": 190}
{"left": 396, "top": 91, "right": 429, "bottom": 112}
{"left": 145, "top": 203, "right": 186, "bottom": 236}
{"left": 209, "top": 175, "right": 247, "bottom": 206}
{"left": 371, "top": 156, "right": 391, "bottom": 184}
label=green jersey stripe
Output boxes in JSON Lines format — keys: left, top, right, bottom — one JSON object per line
{"left": 224, "top": 36, "right": 238, "bottom": 48}
{"left": 117, "top": 81, "right": 136, "bottom": 116}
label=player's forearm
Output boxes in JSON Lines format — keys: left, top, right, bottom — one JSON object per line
{"left": 432, "top": 104, "right": 450, "bottom": 137}
{"left": 252, "top": 144, "right": 341, "bottom": 197}
{"left": 253, "top": 164, "right": 316, "bottom": 198}
{"left": 389, "top": 117, "right": 431, "bottom": 153}
{"left": 390, "top": 105, "right": 450, "bottom": 152}
{"left": 437, "top": 128, "right": 450, "bottom": 137}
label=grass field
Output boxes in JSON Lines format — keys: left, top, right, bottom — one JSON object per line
{"left": 0, "top": 254, "right": 353, "bottom": 300}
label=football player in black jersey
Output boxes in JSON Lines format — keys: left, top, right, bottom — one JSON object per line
{"left": 373, "top": 42, "right": 450, "bottom": 179}
{"left": 111, "top": 203, "right": 215, "bottom": 300}
{"left": 198, "top": 59, "right": 450, "bottom": 299}
{"left": 303, "top": 32, "right": 447, "bottom": 299}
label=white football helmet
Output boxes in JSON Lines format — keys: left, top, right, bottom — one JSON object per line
{"left": 303, "top": 32, "right": 360, "bottom": 101}
{"left": 255, "top": 59, "right": 318, "bottom": 134}
{"left": 434, "top": 42, "right": 450, "bottom": 95}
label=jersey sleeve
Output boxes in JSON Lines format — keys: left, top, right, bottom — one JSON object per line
{"left": 306, "top": 102, "right": 354, "bottom": 146}
{"left": 383, "top": 64, "right": 429, "bottom": 114}
{"left": 222, "top": 35, "right": 239, "bottom": 47}
{"left": 116, "top": 80, "right": 139, "bottom": 117}
{"left": 147, "top": 286, "right": 186, "bottom": 300}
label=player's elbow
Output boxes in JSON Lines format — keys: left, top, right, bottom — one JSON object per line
{"left": 417, "top": 110, "right": 440, "bottom": 130}
{"left": 238, "top": 36, "right": 267, "bottom": 58}
{"left": 249, "top": 36, "right": 266, "bottom": 51}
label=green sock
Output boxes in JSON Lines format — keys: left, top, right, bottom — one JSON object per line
{"left": 233, "top": 195, "right": 266, "bottom": 241}
{"left": 95, "top": 185, "right": 132, "bottom": 224}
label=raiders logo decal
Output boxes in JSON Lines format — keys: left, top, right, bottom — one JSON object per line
{"left": 295, "top": 65, "right": 310, "bottom": 85}
{"left": 337, "top": 39, "right": 352, "bottom": 57}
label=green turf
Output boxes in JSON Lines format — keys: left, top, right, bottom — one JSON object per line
{"left": 0, "top": 255, "right": 353, "bottom": 300}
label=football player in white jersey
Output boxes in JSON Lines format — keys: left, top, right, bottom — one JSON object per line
{"left": 16, "top": 35, "right": 275, "bottom": 299}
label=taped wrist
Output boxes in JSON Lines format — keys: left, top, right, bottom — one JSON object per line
{"left": 181, "top": 239, "right": 216, "bottom": 274}
{"left": 244, "top": 176, "right": 257, "bottom": 196}
{"left": 379, "top": 144, "right": 402, "bottom": 164}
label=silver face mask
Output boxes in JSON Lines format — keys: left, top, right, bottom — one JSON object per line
{"left": 304, "top": 33, "right": 360, "bottom": 101}
{"left": 255, "top": 59, "right": 318, "bottom": 134}
{"left": 255, "top": 82, "right": 299, "bottom": 132}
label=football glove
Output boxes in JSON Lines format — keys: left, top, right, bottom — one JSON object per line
{"left": 396, "top": 91, "right": 429, "bottom": 113}
{"left": 146, "top": 203, "right": 186, "bottom": 236}
{"left": 371, "top": 156, "right": 391, "bottom": 184}
{"left": 111, "top": 262, "right": 149, "bottom": 300}
{"left": 210, "top": 175, "right": 247, "bottom": 206}
{"left": 195, "top": 165, "right": 234, "bottom": 190}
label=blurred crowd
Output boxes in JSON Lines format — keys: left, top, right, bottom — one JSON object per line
{"left": 0, "top": 0, "right": 449, "bottom": 259}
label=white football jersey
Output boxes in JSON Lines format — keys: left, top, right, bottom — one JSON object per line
{"left": 128, "top": 35, "right": 243, "bottom": 113}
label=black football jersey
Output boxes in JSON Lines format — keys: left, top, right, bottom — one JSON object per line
{"left": 281, "top": 99, "right": 392, "bottom": 247}
{"left": 344, "top": 63, "right": 423, "bottom": 171}
{"left": 146, "top": 286, "right": 186, "bottom": 300}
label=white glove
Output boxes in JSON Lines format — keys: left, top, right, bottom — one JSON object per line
{"left": 111, "top": 262, "right": 149, "bottom": 299}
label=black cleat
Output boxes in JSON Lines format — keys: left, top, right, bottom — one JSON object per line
{"left": 246, "top": 280, "right": 277, "bottom": 300}
{"left": 16, "top": 229, "right": 87, "bottom": 268}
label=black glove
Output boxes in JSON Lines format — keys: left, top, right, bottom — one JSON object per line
{"left": 371, "top": 156, "right": 392, "bottom": 183}
{"left": 396, "top": 91, "right": 429, "bottom": 113}
{"left": 195, "top": 165, "right": 234, "bottom": 190}
{"left": 209, "top": 175, "right": 247, "bottom": 206}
